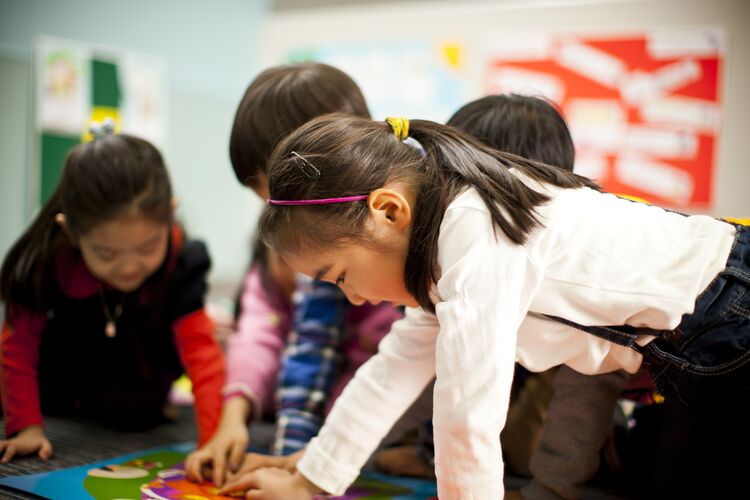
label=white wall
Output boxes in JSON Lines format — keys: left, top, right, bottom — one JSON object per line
{"left": 2, "top": 0, "right": 748, "bottom": 306}
{"left": 0, "top": 0, "right": 270, "bottom": 300}
{"left": 264, "top": 0, "right": 750, "bottom": 217}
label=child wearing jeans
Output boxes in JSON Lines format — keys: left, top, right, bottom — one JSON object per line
{"left": 224, "top": 114, "right": 749, "bottom": 499}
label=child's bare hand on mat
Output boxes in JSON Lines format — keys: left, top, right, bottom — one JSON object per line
{"left": 186, "top": 398, "right": 251, "bottom": 486}
{"left": 185, "top": 426, "right": 249, "bottom": 486}
{"left": 0, "top": 425, "right": 53, "bottom": 462}
{"left": 220, "top": 467, "right": 321, "bottom": 499}
{"left": 227, "top": 448, "right": 304, "bottom": 480}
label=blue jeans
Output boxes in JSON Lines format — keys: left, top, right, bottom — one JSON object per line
{"left": 548, "top": 223, "right": 749, "bottom": 496}
{"left": 631, "top": 224, "right": 750, "bottom": 497}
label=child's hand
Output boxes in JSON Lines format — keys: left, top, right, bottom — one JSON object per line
{"left": 0, "top": 425, "right": 53, "bottom": 463}
{"left": 227, "top": 448, "right": 304, "bottom": 480}
{"left": 220, "top": 468, "right": 321, "bottom": 499}
{"left": 185, "top": 421, "right": 249, "bottom": 487}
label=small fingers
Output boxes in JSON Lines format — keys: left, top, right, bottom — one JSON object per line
{"left": 185, "top": 451, "right": 209, "bottom": 481}
{"left": 212, "top": 450, "right": 227, "bottom": 487}
{"left": 38, "top": 440, "right": 53, "bottom": 461}
{"left": 220, "top": 471, "right": 258, "bottom": 494}
{"left": 1, "top": 443, "right": 16, "bottom": 463}
{"left": 228, "top": 441, "right": 246, "bottom": 474}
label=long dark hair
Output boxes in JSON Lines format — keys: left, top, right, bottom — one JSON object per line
{"left": 447, "top": 94, "right": 575, "bottom": 171}
{"left": 1, "top": 134, "right": 173, "bottom": 311}
{"left": 259, "top": 114, "right": 597, "bottom": 312}
{"left": 229, "top": 62, "right": 371, "bottom": 188}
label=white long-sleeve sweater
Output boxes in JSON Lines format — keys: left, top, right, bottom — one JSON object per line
{"left": 297, "top": 174, "right": 736, "bottom": 499}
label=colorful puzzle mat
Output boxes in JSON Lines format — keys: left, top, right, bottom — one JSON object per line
{"left": 0, "top": 442, "right": 437, "bottom": 499}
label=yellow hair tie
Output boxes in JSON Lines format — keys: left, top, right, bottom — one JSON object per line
{"left": 385, "top": 117, "right": 409, "bottom": 140}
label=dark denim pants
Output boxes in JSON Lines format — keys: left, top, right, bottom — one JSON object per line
{"left": 632, "top": 224, "right": 750, "bottom": 497}
{"left": 546, "top": 223, "right": 750, "bottom": 496}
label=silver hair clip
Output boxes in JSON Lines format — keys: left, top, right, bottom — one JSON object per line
{"left": 89, "top": 117, "right": 116, "bottom": 139}
{"left": 291, "top": 151, "right": 321, "bottom": 180}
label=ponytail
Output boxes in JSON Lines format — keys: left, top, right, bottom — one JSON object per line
{"left": 1, "top": 187, "right": 65, "bottom": 311}
{"left": 403, "top": 120, "right": 597, "bottom": 311}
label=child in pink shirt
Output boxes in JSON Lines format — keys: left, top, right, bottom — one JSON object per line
{"left": 185, "top": 63, "right": 403, "bottom": 487}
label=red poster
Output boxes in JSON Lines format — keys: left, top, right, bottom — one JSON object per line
{"left": 485, "top": 31, "right": 724, "bottom": 208}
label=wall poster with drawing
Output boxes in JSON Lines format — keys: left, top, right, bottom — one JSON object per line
{"left": 484, "top": 29, "right": 725, "bottom": 209}
{"left": 35, "top": 36, "right": 166, "bottom": 205}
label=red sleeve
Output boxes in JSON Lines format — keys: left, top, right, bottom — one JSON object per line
{"left": 173, "top": 308, "right": 225, "bottom": 446}
{"left": 1, "top": 307, "right": 47, "bottom": 437}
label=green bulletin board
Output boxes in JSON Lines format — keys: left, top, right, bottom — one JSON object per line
{"left": 35, "top": 36, "right": 164, "bottom": 205}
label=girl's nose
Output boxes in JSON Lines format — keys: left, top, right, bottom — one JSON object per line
{"left": 119, "top": 258, "right": 140, "bottom": 274}
{"left": 118, "top": 256, "right": 147, "bottom": 277}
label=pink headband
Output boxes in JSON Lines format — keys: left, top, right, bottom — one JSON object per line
{"left": 267, "top": 194, "right": 369, "bottom": 206}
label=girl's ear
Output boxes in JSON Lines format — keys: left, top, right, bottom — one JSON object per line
{"left": 55, "top": 213, "right": 76, "bottom": 244}
{"left": 367, "top": 188, "right": 412, "bottom": 231}
{"left": 171, "top": 197, "right": 179, "bottom": 213}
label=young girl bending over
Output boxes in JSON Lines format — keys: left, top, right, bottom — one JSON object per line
{"left": 0, "top": 129, "right": 224, "bottom": 462}
{"left": 185, "top": 62, "right": 403, "bottom": 488}
{"left": 222, "top": 114, "right": 749, "bottom": 499}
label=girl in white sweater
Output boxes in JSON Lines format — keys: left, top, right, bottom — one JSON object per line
{"left": 222, "top": 115, "right": 749, "bottom": 500}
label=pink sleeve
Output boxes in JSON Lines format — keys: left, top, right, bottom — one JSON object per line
{"left": 224, "top": 266, "right": 291, "bottom": 419}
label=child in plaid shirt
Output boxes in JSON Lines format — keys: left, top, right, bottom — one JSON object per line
{"left": 185, "top": 62, "right": 403, "bottom": 486}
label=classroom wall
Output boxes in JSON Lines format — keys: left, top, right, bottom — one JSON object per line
{"left": 264, "top": 0, "right": 750, "bottom": 217}
{"left": 1, "top": 0, "right": 748, "bottom": 307}
{"left": 0, "top": 0, "right": 270, "bottom": 302}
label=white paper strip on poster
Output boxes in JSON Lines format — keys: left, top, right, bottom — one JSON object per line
{"left": 640, "top": 96, "right": 720, "bottom": 133}
{"left": 566, "top": 99, "right": 627, "bottom": 153}
{"left": 620, "top": 59, "right": 701, "bottom": 105}
{"left": 616, "top": 155, "right": 694, "bottom": 203}
{"left": 647, "top": 29, "right": 727, "bottom": 58}
{"left": 486, "top": 66, "right": 565, "bottom": 104}
{"left": 556, "top": 38, "right": 627, "bottom": 89}
{"left": 626, "top": 126, "right": 698, "bottom": 159}
{"left": 574, "top": 154, "right": 608, "bottom": 181}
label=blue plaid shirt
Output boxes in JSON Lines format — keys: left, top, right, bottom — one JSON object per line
{"left": 272, "top": 278, "right": 348, "bottom": 455}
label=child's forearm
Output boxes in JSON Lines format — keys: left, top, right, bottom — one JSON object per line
{"left": 220, "top": 395, "right": 252, "bottom": 426}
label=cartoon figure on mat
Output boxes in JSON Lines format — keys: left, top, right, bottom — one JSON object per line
{"left": 88, "top": 464, "right": 151, "bottom": 479}
{"left": 83, "top": 451, "right": 183, "bottom": 499}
